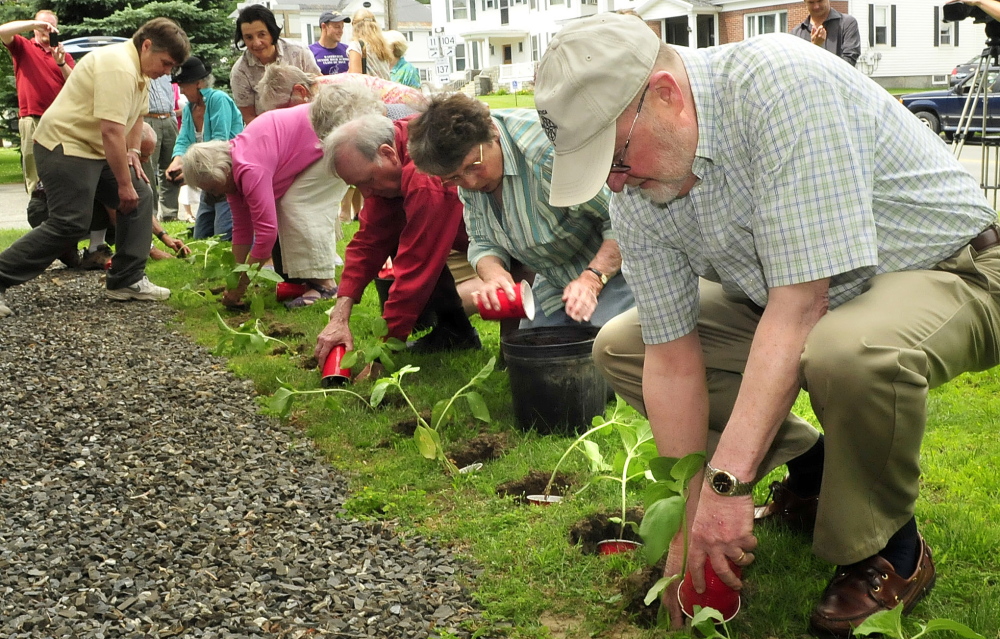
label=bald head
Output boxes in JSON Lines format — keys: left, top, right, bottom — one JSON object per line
{"left": 140, "top": 123, "right": 157, "bottom": 164}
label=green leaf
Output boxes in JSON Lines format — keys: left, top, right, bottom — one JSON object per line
{"left": 248, "top": 333, "right": 266, "bottom": 353}
{"left": 414, "top": 424, "right": 441, "bottom": 459}
{"left": 232, "top": 263, "right": 251, "bottom": 273}
{"left": 249, "top": 295, "right": 265, "bottom": 318}
{"left": 378, "top": 350, "right": 396, "bottom": 371}
{"left": 580, "top": 440, "right": 610, "bottom": 472}
{"left": 853, "top": 606, "right": 904, "bottom": 638}
{"left": 323, "top": 395, "right": 342, "bottom": 412}
{"left": 370, "top": 380, "right": 391, "bottom": 407}
{"left": 638, "top": 495, "right": 684, "bottom": 564}
{"left": 384, "top": 337, "right": 406, "bottom": 351}
{"left": 648, "top": 456, "right": 679, "bottom": 481}
{"left": 592, "top": 415, "right": 606, "bottom": 427}
{"left": 225, "top": 272, "right": 240, "bottom": 290}
{"left": 690, "top": 607, "right": 727, "bottom": 638}
{"left": 372, "top": 316, "right": 389, "bottom": 338}
{"left": 643, "top": 481, "right": 677, "bottom": 508}
{"left": 465, "top": 391, "right": 491, "bottom": 422}
{"left": 921, "top": 619, "right": 986, "bottom": 639}
{"left": 254, "top": 268, "right": 285, "bottom": 283}
{"left": 615, "top": 423, "right": 639, "bottom": 451}
{"left": 672, "top": 452, "right": 707, "bottom": 483}
{"left": 340, "top": 350, "right": 359, "bottom": 369}
{"left": 469, "top": 357, "right": 496, "bottom": 385}
{"left": 268, "top": 387, "right": 295, "bottom": 417}
{"left": 431, "top": 398, "right": 452, "bottom": 430}
{"left": 643, "top": 575, "right": 678, "bottom": 606}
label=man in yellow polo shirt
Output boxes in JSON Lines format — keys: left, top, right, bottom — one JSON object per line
{"left": 0, "top": 18, "right": 189, "bottom": 317}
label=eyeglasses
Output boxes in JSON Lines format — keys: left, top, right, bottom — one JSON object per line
{"left": 440, "top": 143, "right": 484, "bottom": 186}
{"left": 609, "top": 87, "right": 648, "bottom": 175}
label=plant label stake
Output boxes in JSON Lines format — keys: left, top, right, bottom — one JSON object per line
{"left": 322, "top": 344, "right": 351, "bottom": 387}
{"left": 678, "top": 559, "right": 741, "bottom": 622}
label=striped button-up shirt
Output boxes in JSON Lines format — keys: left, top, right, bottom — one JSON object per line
{"left": 462, "top": 109, "right": 614, "bottom": 316}
{"left": 147, "top": 75, "right": 174, "bottom": 115}
{"left": 613, "top": 34, "right": 998, "bottom": 345}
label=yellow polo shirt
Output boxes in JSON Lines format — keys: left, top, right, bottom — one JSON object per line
{"left": 34, "top": 41, "right": 149, "bottom": 160}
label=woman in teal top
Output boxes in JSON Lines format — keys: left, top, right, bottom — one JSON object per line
{"left": 166, "top": 56, "right": 244, "bottom": 240}
{"left": 385, "top": 31, "right": 422, "bottom": 89}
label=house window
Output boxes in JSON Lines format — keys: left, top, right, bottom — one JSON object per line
{"left": 518, "top": 42, "right": 523, "bottom": 53}
{"left": 405, "top": 31, "right": 414, "bottom": 41}
{"left": 455, "top": 43, "right": 466, "bottom": 71}
{"left": 933, "top": 5, "right": 956, "bottom": 47}
{"left": 452, "top": 0, "right": 468, "bottom": 20}
{"left": 419, "top": 68, "right": 430, "bottom": 81}
{"left": 531, "top": 34, "right": 539, "bottom": 62}
{"left": 745, "top": 11, "right": 787, "bottom": 38}
{"left": 868, "top": 4, "right": 895, "bottom": 46}
{"left": 550, "top": 0, "right": 563, "bottom": 5}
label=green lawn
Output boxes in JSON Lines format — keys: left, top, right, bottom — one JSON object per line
{"left": 481, "top": 93, "right": 536, "bottom": 109}
{"left": 2, "top": 220, "right": 998, "bottom": 638}
{"left": 0, "top": 146, "right": 23, "bottom": 185}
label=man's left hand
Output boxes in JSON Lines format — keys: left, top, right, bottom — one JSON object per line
{"left": 127, "top": 150, "right": 148, "bottom": 184}
{"left": 811, "top": 25, "right": 827, "bottom": 46}
{"left": 685, "top": 485, "right": 757, "bottom": 592}
{"left": 562, "top": 276, "right": 602, "bottom": 322}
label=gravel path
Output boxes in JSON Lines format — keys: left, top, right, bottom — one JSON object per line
{"left": 0, "top": 268, "right": 482, "bottom": 638}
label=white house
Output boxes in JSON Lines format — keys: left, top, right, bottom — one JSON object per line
{"left": 429, "top": 0, "right": 992, "bottom": 89}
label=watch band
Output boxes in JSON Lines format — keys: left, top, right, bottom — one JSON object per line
{"left": 585, "top": 267, "right": 609, "bottom": 287}
{"left": 705, "top": 462, "right": 755, "bottom": 497}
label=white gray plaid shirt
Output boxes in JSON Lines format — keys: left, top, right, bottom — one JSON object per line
{"left": 613, "top": 34, "right": 998, "bottom": 345}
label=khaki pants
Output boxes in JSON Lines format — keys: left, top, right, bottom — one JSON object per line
{"left": 594, "top": 242, "right": 1000, "bottom": 564}
{"left": 18, "top": 116, "right": 40, "bottom": 194}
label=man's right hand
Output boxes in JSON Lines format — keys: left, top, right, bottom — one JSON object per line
{"left": 315, "top": 304, "right": 355, "bottom": 362}
{"left": 117, "top": 183, "right": 139, "bottom": 213}
{"left": 473, "top": 269, "right": 518, "bottom": 312}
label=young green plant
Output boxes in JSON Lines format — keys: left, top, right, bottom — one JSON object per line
{"left": 214, "top": 311, "right": 290, "bottom": 356}
{"left": 541, "top": 397, "right": 634, "bottom": 496}
{"left": 853, "top": 604, "right": 986, "bottom": 639}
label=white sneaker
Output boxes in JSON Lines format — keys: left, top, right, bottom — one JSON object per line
{"left": 0, "top": 290, "right": 12, "bottom": 317}
{"left": 106, "top": 276, "right": 170, "bottom": 301}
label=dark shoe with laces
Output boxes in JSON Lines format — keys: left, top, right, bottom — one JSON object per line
{"left": 80, "top": 244, "right": 113, "bottom": 270}
{"left": 753, "top": 474, "right": 819, "bottom": 534}
{"left": 407, "top": 326, "right": 482, "bottom": 354}
{"left": 809, "top": 535, "right": 936, "bottom": 637}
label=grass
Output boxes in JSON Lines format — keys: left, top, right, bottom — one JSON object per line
{"left": 480, "top": 93, "right": 536, "bottom": 109}
{"left": 0, "top": 147, "right": 23, "bottom": 184}
{"left": 2, "top": 224, "right": 999, "bottom": 638}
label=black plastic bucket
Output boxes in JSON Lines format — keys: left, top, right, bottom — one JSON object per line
{"left": 501, "top": 326, "right": 611, "bottom": 434}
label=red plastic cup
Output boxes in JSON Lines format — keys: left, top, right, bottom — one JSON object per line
{"left": 477, "top": 280, "right": 535, "bottom": 321}
{"left": 276, "top": 281, "right": 310, "bottom": 302}
{"left": 677, "top": 559, "right": 741, "bottom": 622}
{"left": 321, "top": 344, "right": 351, "bottom": 387}
{"left": 596, "top": 539, "right": 642, "bottom": 555}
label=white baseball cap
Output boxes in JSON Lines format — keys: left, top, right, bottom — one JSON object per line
{"left": 535, "top": 13, "right": 660, "bottom": 206}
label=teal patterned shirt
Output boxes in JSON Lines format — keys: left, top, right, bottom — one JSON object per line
{"left": 613, "top": 34, "right": 998, "bottom": 345}
{"left": 461, "top": 109, "right": 615, "bottom": 317}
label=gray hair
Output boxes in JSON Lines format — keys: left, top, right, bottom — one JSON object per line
{"left": 200, "top": 73, "right": 217, "bottom": 89}
{"left": 256, "top": 64, "right": 316, "bottom": 112}
{"left": 183, "top": 140, "right": 232, "bottom": 190}
{"left": 323, "top": 114, "right": 395, "bottom": 179}
{"left": 309, "top": 82, "right": 386, "bottom": 139}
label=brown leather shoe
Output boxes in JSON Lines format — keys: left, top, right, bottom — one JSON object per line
{"left": 809, "top": 535, "right": 936, "bottom": 637}
{"left": 753, "top": 475, "right": 819, "bottom": 534}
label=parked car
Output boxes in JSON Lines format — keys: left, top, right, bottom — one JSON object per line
{"left": 62, "top": 35, "right": 128, "bottom": 58}
{"left": 950, "top": 54, "right": 983, "bottom": 86}
{"left": 899, "top": 67, "right": 1000, "bottom": 138}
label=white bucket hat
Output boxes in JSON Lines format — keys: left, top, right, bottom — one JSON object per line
{"left": 534, "top": 13, "right": 660, "bottom": 206}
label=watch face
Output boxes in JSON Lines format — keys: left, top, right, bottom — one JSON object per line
{"left": 711, "top": 472, "right": 734, "bottom": 495}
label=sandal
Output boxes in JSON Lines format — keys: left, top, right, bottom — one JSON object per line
{"left": 283, "top": 283, "right": 338, "bottom": 309}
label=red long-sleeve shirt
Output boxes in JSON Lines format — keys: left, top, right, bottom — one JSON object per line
{"left": 338, "top": 119, "right": 469, "bottom": 340}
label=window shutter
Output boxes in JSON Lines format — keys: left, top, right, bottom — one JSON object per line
{"left": 956, "top": 22, "right": 960, "bottom": 46}
{"left": 891, "top": 4, "right": 896, "bottom": 47}
{"left": 446, "top": 0, "right": 452, "bottom": 21}
{"left": 868, "top": 4, "right": 874, "bottom": 47}
{"left": 934, "top": 6, "right": 939, "bottom": 47}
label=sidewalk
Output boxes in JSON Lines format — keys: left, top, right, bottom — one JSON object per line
{"left": 0, "top": 183, "right": 29, "bottom": 230}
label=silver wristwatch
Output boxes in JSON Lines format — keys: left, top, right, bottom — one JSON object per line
{"left": 705, "top": 462, "right": 755, "bottom": 497}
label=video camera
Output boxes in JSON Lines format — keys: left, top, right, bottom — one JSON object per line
{"left": 943, "top": 2, "right": 995, "bottom": 23}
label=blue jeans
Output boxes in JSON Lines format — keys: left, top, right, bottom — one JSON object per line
{"left": 193, "top": 192, "right": 233, "bottom": 241}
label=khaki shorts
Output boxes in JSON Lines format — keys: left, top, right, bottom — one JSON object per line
{"left": 447, "top": 250, "right": 477, "bottom": 284}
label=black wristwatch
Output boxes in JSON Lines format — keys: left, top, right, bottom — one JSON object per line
{"left": 585, "top": 267, "right": 609, "bottom": 287}
{"left": 705, "top": 462, "right": 755, "bottom": 497}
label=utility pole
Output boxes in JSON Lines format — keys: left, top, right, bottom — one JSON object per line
{"left": 385, "top": 0, "right": 397, "bottom": 31}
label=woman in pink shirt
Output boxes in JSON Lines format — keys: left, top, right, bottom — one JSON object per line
{"left": 182, "top": 103, "right": 345, "bottom": 307}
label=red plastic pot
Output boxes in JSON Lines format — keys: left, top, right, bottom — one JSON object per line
{"left": 596, "top": 539, "right": 642, "bottom": 555}
{"left": 677, "top": 559, "right": 741, "bottom": 622}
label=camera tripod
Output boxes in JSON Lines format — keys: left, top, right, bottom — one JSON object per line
{"left": 953, "top": 21, "right": 1000, "bottom": 207}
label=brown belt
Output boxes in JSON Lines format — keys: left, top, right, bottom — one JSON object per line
{"left": 145, "top": 113, "right": 172, "bottom": 119}
{"left": 970, "top": 223, "right": 1000, "bottom": 252}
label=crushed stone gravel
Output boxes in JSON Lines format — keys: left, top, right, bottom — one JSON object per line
{"left": 0, "top": 268, "right": 482, "bottom": 638}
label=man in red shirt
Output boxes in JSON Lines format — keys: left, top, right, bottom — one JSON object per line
{"left": 314, "top": 114, "right": 479, "bottom": 362}
{"left": 1, "top": 11, "right": 74, "bottom": 197}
